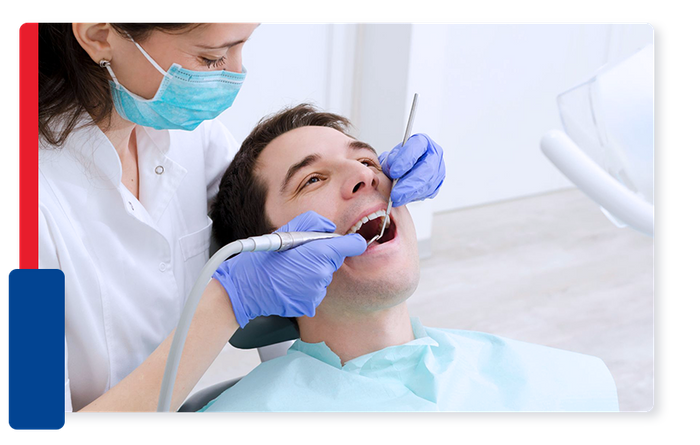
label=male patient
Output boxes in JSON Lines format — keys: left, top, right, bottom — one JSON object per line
{"left": 203, "top": 104, "right": 619, "bottom": 412}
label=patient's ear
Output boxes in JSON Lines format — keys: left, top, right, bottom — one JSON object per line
{"left": 72, "top": 23, "right": 114, "bottom": 64}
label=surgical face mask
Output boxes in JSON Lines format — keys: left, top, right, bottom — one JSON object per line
{"left": 101, "top": 38, "right": 246, "bottom": 131}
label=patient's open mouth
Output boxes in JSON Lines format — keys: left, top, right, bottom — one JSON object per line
{"left": 345, "top": 210, "right": 397, "bottom": 245}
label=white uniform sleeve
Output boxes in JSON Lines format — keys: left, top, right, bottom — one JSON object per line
{"left": 39, "top": 205, "right": 73, "bottom": 411}
{"left": 39, "top": 204, "right": 60, "bottom": 270}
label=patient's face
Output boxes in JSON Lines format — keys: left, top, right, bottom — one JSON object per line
{"left": 256, "top": 126, "right": 420, "bottom": 314}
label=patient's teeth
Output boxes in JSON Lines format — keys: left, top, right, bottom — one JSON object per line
{"left": 345, "top": 209, "right": 391, "bottom": 235}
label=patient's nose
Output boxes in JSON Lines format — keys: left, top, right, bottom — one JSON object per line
{"left": 343, "top": 163, "right": 379, "bottom": 199}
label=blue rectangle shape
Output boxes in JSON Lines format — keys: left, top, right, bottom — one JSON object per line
{"left": 9, "top": 269, "right": 65, "bottom": 430}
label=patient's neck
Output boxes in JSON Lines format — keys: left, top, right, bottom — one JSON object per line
{"left": 297, "top": 302, "right": 414, "bottom": 365}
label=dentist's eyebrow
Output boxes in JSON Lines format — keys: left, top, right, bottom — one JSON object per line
{"left": 281, "top": 153, "right": 321, "bottom": 193}
{"left": 196, "top": 24, "right": 261, "bottom": 50}
{"left": 195, "top": 39, "right": 248, "bottom": 50}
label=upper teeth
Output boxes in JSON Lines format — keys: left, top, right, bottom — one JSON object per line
{"left": 346, "top": 209, "right": 390, "bottom": 234}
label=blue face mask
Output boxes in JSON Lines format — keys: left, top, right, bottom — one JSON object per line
{"left": 101, "top": 38, "right": 246, "bottom": 131}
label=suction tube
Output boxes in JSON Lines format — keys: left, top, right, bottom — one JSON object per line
{"left": 157, "top": 231, "right": 341, "bottom": 412}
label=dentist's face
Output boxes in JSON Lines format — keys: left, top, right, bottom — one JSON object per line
{"left": 108, "top": 23, "right": 258, "bottom": 100}
{"left": 256, "top": 126, "right": 420, "bottom": 315}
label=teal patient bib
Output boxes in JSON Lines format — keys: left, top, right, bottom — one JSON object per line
{"left": 201, "top": 318, "right": 619, "bottom": 412}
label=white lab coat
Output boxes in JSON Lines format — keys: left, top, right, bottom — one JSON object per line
{"left": 39, "top": 117, "right": 238, "bottom": 411}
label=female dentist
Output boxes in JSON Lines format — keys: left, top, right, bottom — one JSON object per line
{"left": 39, "top": 23, "right": 445, "bottom": 412}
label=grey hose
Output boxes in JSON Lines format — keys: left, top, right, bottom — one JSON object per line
{"left": 157, "top": 231, "right": 340, "bottom": 412}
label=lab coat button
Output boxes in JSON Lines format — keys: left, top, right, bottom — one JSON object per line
{"left": 155, "top": 165, "right": 164, "bottom": 175}
{"left": 159, "top": 262, "right": 167, "bottom": 272}
{"left": 128, "top": 201, "right": 134, "bottom": 211}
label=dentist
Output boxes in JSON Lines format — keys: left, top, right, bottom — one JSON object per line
{"left": 39, "top": 23, "right": 445, "bottom": 412}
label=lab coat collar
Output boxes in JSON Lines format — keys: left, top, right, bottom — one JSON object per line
{"left": 57, "top": 117, "right": 123, "bottom": 190}
{"left": 54, "top": 116, "right": 187, "bottom": 223}
{"left": 56, "top": 115, "right": 177, "bottom": 188}
{"left": 135, "top": 126, "right": 187, "bottom": 223}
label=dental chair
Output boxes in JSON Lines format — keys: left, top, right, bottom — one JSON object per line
{"left": 178, "top": 316, "right": 299, "bottom": 412}
{"left": 540, "top": 44, "right": 653, "bottom": 237}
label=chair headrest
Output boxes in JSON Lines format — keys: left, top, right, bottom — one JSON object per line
{"left": 229, "top": 316, "right": 300, "bottom": 349}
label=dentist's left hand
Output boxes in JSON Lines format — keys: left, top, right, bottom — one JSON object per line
{"left": 212, "top": 211, "right": 367, "bottom": 329}
{"left": 379, "top": 133, "right": 446, "bottom": 207}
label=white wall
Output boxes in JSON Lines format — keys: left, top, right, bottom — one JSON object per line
{"left": 216, "top": 24, "right": 653, "bottom": 215}
{"left": 387, "top": 24, "right": 652, "bottom": 213}
{"left": 217, "top": 24, "right": 357, "bottom": 142}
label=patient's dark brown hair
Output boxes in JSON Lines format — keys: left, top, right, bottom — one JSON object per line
{"left": 210, "top": 104, "right": 354, "bottom": 246}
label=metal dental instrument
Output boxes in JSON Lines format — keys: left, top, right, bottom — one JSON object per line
{"left": 368, "top": 93, "right": 419, "bottom": 246}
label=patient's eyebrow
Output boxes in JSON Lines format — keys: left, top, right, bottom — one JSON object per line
{"left": 281, "top": 153, "right": 321, "bottom": 193}
{"left": 280, "top": 141, "right": 376, "bottom": 194}
{"left": 349, "top": 140, "right": 377, "bottom": 155}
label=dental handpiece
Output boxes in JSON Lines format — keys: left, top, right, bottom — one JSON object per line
{"left": 157, "top": 231, "right": 341, "bottom": 412}
{"left": 234, "top": 231, "right": 341, "bottom": 252}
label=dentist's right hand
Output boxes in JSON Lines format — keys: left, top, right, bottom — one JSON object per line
{"left": 212, "top": 211, "right": 367, "bottom": 328}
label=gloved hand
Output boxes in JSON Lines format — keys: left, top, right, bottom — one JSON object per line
{"left": 212, "top": 211, "right": 367, "bottom": 328}
{"left": 378, "top": 133, "right": 446, "bottom": 208}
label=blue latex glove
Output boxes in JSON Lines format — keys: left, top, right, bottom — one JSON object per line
{"left": 212, "top": 211, "right": 367, "bottom": 328}
{"left": 378, "top": 133, "right": 446, "bottom": 208}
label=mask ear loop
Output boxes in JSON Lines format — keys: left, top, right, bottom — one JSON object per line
{"left": 98, "top": 34, "right": 172, "bottom": 87}
{"left": 128, "top": 35, "right": 172, "bottom": 78}
{"left": 99, "top": 59, "right": 120, "bottom": 87}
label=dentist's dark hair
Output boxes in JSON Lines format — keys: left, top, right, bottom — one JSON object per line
{"left": 211, "top": 103, "right": 355, "bottom": 247}
{"left": 39, "top": 23, "right": 200, "bottom": 147}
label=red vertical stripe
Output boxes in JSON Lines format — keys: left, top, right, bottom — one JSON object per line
{"left": 19, "top": 23, "right": 39, "bottom": 269}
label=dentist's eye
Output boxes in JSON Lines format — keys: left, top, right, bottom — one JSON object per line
{"left": 202, "top": 56, "right": 227, "bottom": 69}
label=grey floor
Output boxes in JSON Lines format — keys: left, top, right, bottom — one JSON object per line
{"left": 193, "top": 188, "right": 654, "bottom": 411}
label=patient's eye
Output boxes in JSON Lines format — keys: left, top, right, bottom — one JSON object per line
{"left": 360, "top": 158, "right": 380, "bottom": 168}
{"left": 301, "top": 175, "right": 322, "bottom": 189}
